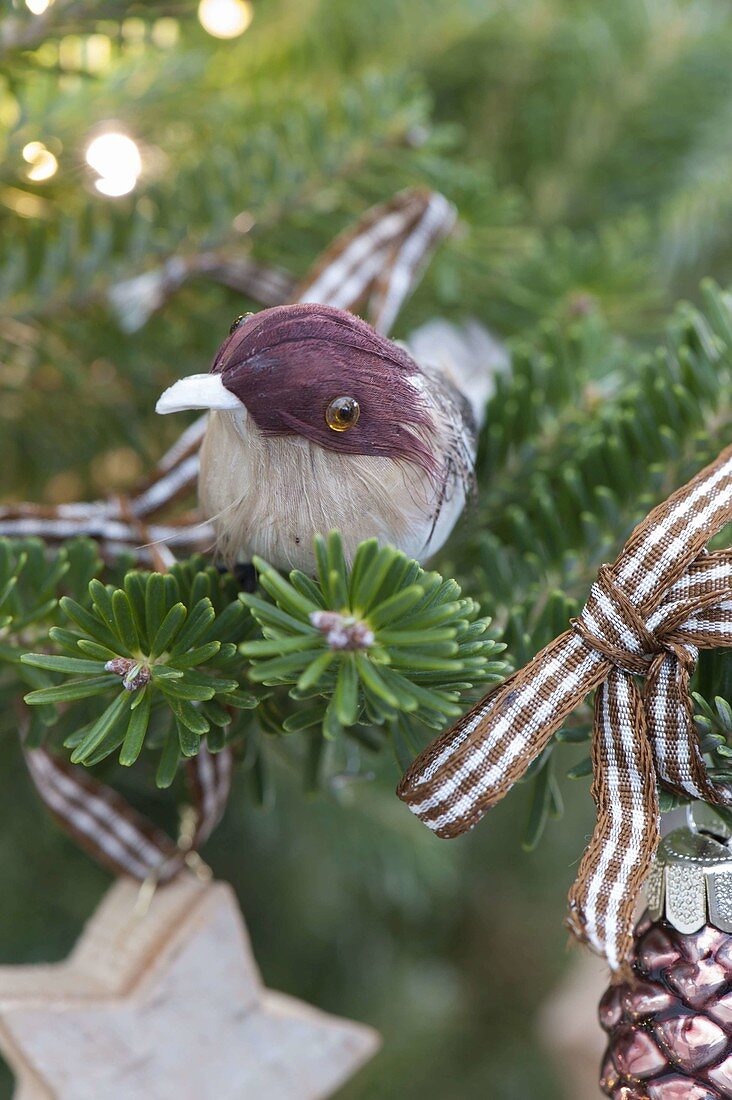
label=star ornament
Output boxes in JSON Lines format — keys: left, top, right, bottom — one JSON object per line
{"left": 0, "top": 875, "right": 379, "bottom": 1099}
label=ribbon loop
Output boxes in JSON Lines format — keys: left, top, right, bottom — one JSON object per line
{"left": 398, "top": 444, "right": 732, "bottom": 968}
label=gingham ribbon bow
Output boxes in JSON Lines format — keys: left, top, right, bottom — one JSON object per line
{"left": 398, "top": 445, "right": 732, "bottom": 969}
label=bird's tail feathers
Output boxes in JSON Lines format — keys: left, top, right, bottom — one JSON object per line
{"left": 406, "top": 318, "right": 509, "bottom": 430}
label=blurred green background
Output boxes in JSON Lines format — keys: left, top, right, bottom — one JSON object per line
{"left": 3, "top": 0, "right": 732, "bottom": 1096}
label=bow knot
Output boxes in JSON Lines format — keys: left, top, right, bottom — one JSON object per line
{"left": 572, "top": 563, "right": 700, "bottom": 677}
{"left": 398, "top": 446, "right": 732, "bottom": 970}
{"left": 572, "top": 564, "right": 662, "bottom": 675}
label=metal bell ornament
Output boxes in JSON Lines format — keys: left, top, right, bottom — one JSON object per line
{"left": 600, "top": 815, "right": 732, "bottom": 1099}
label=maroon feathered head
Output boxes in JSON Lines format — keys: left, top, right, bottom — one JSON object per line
{"left": 156, "top": 303, "right": 439, "bottom": 478}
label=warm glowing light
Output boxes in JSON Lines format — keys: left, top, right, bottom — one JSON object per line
{"left": 197, "top": 0, "right": 253, "bottom": 39}
{"left": 94, "top": 175, "right": 137, "bottom": 197}
{"left": 84, "top": 34, "right": 112, "bottom": 74}
{"left": 25, "top": 0, "right": 53, "bottom": 13}
{"left": 86, "top": 131, "right": 141, "bottom": 198}
{"left": 152, "top": 18, "right": 180, "bottom": 50}
{"left": 22, "top": 141, "right": 44, "bottom": 162}
{"left": 3, "top": 188, "right": 46, "bottom": 219}
{"left": 86, "top": 133, "right": 141, "bottom": 179}
{"left": 22, "top": 141, "right": 58, "bottom": 182}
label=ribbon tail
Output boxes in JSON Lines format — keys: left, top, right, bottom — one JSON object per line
{"left": 567, "top": 668, "right": 659, "bottom": 971}
{"left": 646, "top": 651, "right": 732, "bottom": 806}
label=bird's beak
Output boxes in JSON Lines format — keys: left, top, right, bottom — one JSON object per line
{"left": 155, "top": 374, "right": 242, "bottom": 415}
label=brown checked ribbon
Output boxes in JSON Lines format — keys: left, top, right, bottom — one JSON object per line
{"left": 398, "top": 445, "right": 732, "bottom": 970}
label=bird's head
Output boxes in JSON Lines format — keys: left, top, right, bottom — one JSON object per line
{"left": 155, "top": 303, "right": 439, "bottom": 479}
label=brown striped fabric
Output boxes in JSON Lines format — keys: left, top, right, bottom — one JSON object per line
{"left": 297, "top": 188, "right": 456, "bottom": 334}
{"left": 566, "top": 669, "right": 660, "bottom": 970}
{"left": 24, "top": 738, "right": 232, "bottom": 883}
{"left": 398, "top": 444, "right": 732, "bottom": 968}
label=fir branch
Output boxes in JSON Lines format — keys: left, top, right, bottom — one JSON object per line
{"left": 18, "top": 554, "right": 256, "bottom": 782}
{"left": 241, "top": 533, "right": 507, "bottom": 766}
{"left": 4, "top": 535, "right": 505, "bottom": 792}
{"left": 456, "top": 281, "right": 732, "bottom": 641}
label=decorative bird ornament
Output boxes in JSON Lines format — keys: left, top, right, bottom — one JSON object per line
{"left": 156, "top": 303, "right": 504, "bottom": 573}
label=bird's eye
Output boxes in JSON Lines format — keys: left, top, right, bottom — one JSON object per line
{"left": 325, "top": 396, "right": 360, "bottom": 432}
{"left": 229, "top": 313, "right": 252, "bottom": 335}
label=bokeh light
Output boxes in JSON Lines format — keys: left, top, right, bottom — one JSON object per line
{"left": 85, "top": 131, "right": 141, "bottom": 198}
{"left": 22, "top": 141, "right": 58, "bottom": 182}
{"left": 25, "top": 0, "right": 53, "bottom": 13}
{"left": 198, "top": 0, "right": 253, "bottom": 39}
{"left": 93, "top": 176, "right": 136, "bottom": 197}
